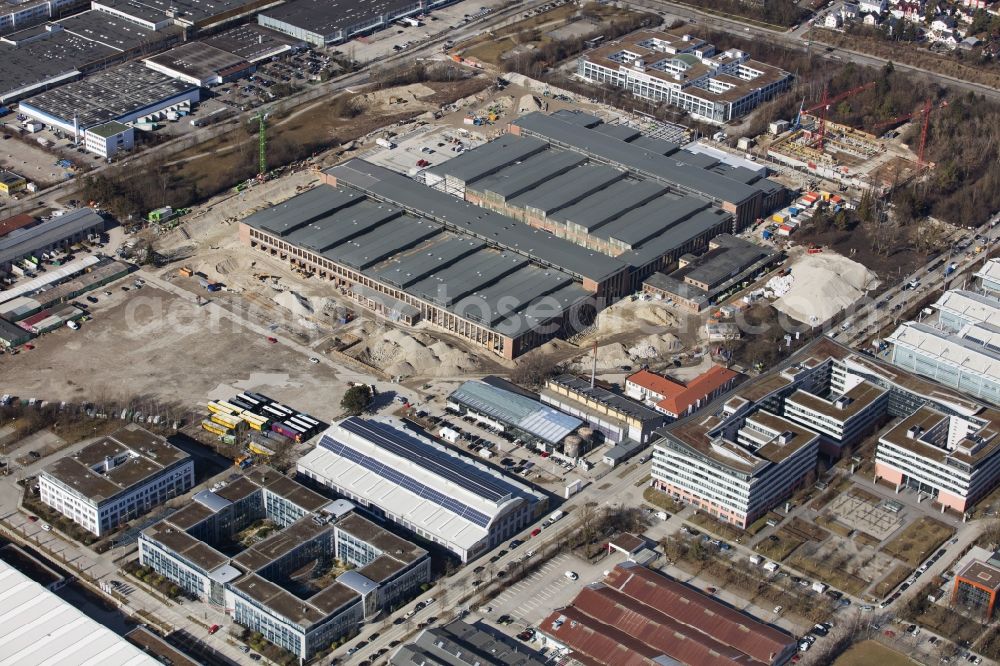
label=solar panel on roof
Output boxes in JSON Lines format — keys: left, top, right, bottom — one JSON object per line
{"left": 338, "top": 418, "right": 514, "bottom": 503}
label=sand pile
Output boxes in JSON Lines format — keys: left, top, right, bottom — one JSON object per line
{"left": 773, "top": 251, "right": 879, "bottom": 325}
{"left": 574, "top": 332, "right": 681, "bottom": 371}
{"left": 357, "top": 327, "right": 481, "bottom": 378}
{"left": 518, "top": 94, "right": 542, "bottom": 113}
{"left": 272, "top": 290, "right": 314, "bottom": 317}
{"left": 593, "top": 299, "right": 678, "bottom": 337}
{"left": 628, "top": 333, "right": 682, "bottom": 359}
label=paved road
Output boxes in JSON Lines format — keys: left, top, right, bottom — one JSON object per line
{"left": 627, "top": 0, "right": 1000, "bottom": 102}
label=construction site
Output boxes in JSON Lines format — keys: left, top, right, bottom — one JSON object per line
{"left": 760, "top": 84, "right": 939, "bottom": 192}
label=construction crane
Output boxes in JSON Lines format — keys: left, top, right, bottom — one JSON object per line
{"left": 870, "top": 98, "right": 946, "bottom": 166}
{"left": 808, "top": 81, "right": 876, "bottom": 152}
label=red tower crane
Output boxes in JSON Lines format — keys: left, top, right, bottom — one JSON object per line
{"left": 870, "top": 98, "right": 946, "bottom": 166}
{"left": 800, "top": 81, "right": 876, "bottom": 151}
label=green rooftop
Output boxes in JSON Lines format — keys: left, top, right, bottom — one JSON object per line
{"left": 87, "top": 121, "right": 130, "bottom": 139}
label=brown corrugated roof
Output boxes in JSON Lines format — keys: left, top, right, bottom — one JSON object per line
{"left": 0, "top": 214, "right": 36, "bottom": 238}
{"left": 540, "top": 563, "right": 795, "bottom": 666}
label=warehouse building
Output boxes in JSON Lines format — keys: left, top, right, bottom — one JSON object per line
{"left": 425, "top": 133, "right": 735, "bottom": 288}
{"left": 447, "top": 376, "right": 585, "bottom": 453}
{"left": 242, "top": 160, "right": 631, "bottom": 359}
{"left": 39, "top": 424, "right": 194, "bottom": 536}
{"left": 505, "top": 111, "right": 786, "bottom": 231}
{"left": 539, "top": 562, "right": 797, "bottom": 665}
{"left": 651, "top": 337, "right": 1000, "bottom": 526}
{"left": 139, "top": 470, "right": 429, "bottom": 660}
{"left": 577, "top": 30, "right": 792, "bottom": 124}
{"left": 0, "top": 170, "right": 26, "bottom": 196}
{"left": 19, "top": 61, "right": 199, "bottom": 137}
{"left": 540, "top": 374, "right": 667, "bottom": 444}
{"left": 0, "top": 208, "right": 104, "bottom": 273}
{"left": 0, "top": 558, "right": 160, "bottom": 665}
{"left": 145, "top": 41, "right": 253, "bottom": 86}
{"left": 93, "top": 0, "right": 277, "bottom": 31}
{"left": 876, "top": 404, "right": 1000, "bottom": 514}
{"left": 297, "top": 417, "right": 548, "bottom": 562}
{"left": 0, "top": 0, "right": 85, "bottom": 36}
{"left": 642, "top": 234, "right": 781, "bottom": 312}
{"left": 887, "top": 320, "right": 1000, "bottom": 406}
{"left": 391, "top": 620, "right": 546, "bottom": 666}
{"left": 203, "top": 23, "right": 306, "bottom": 62}
{"left": 0, "top": 214, "right": 37, "bottom": 238}
{"left": 258, "top": 0, "right": 445, "bottom": 46}
{"left": 0, "top": 316, "right": 32, "bottom": 347}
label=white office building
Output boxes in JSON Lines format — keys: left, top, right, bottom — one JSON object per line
{"left": 975, "top": 258, "right": 1000, "bottom": 296}
{"left": 577, "top": 30, "right": 792, "bottom": 124}
{"left": 38, "top": 424, "right": 194, "bottom": 536}
{"left": 876, "top": 405, "right": 1000, "bottom": 514}
{"left": 653, "top": 405, "right": 819, "bottom": 528}
{"left": 297, "top": 417, "right": 548, "bottom": 562}
{"left": 83, "top": 121, "right": 134, "bottom": 158}
{"left": 932, "top": 289, "right": 1000, "bottom": 332}
{"left": 887, "top": 320, "right": 1000, "bottom": 406}
{"left": 783, "top": 381, "right": 888, "bottom": 456}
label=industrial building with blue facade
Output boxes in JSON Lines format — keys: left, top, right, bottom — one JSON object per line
{"left": 138, "top": 468, "right": 430, "bottom": 660}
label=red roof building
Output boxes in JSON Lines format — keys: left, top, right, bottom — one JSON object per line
{"left": 540, "top": 563, "right": 796, "bottom": 666}
{"left": 625, "top": 366, "right": 740, "bottom": 419}
{"left": 0, "top": 214, "right": 37, "bottom": 239}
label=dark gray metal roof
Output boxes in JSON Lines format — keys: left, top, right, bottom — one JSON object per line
{"left": 549, "top": 179, "right": 668, "bottom": 232}
{"left": 371, "top": 235, "right": 483, "bottom": 289}
{"left": 512, "top": 112, "right": 761, "bottom": 205}
{"left": 619, "top": 208, "right": 733, "bottom": 269}
{"left": 393, "top": 620, "right": 547, "bottom": 666}
{"left": 471, "top": 150, "right": 585, "bottom": 200}
{"left": 597, "top": 196, "right": 707, "bottom": 246}
{"left": 629, "top": 135, "right": 680, "bottom": 156}
{"left": 426, "top": 135, "right": 547, "bottom": 185}
{"left": 259, "top": 0, "right": 420, "bottom": 39}
{"left": 593, "top": 123, "right": 641, "bottom": 142}
{"left": 328, "top": 160, "right": 628, "bottom": 284}
{"left": 549, "top": 375, "right": 665, "bottom": 422}
{"left": 0, "top": 209, "right": 104, "bottom": 265}
{"left": 246, "top": 181, "right": 599, "bottom": 339}
{"left": 244, "top": 186, "right": 364, "bottom": 237}
{"left": 509, "top": 164, "right": 625, "bottom": 215}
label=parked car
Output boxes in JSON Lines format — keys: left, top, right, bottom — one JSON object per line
{"left": 208, "top": 624, "right": 220, "bottom": 635}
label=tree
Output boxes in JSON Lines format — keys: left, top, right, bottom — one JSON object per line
{"left": 340, "top": 385, "right": 373, "bottom": 415}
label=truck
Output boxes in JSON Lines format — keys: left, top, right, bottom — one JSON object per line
{"left": 944, "top": 262, "right": 957, "bottom": 276}
{"left": 376, "top": 137, "right": 396, "bottom": 149}
{"left": 811, "top": 581, "right": 828, "bottom": 594}
{"left": 548, "top": 510, "right": 564, "bottom": 523}
{"left": 438, "top": 427, "right": 460, "bottom": 444}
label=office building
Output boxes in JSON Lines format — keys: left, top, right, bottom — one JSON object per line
{"left": 642, "top": 234, "right": 781, "bottom": 312}
{"left": 875, "top": 404, "right": 1000, "bottom": 514}
{"left": 84, "top": 121, "right": 134, "bottom": 158}
{"left": 242, "top": 161, "right": 630, "bottom": 359}
{"left": 39, "top": 424, "right": 193, "bottom": 537}
{"left": 975, "top": 258, "right": 1000, "bottom": 296}
{"left": 887, "top": 320, "right": 1000, "bottom": 406}
{"left": 447, "top": 376, "right": 584, "bottom": 452}
{"left": 139, "top": 469, "right": 429, "bottom": 660}
{"left": 932, "top": 289, "right": 1000, "bottom": 332}
{"left": 577, "top": 30, "right": 792, "bottom": 124}
{"left": 297, "top": 417, "right": 547, "bottom": 562}
{"left": 0, "top": 558, "right": 159, "bottom": 665}
{"left": 0, "top": 208, "right": 104, "bottom": 273}
{"left": 626, "top": 365, "right": 740, "bottom": 420}
{"left": 953, "top": 555, "right": 1000, "bottom": 620}
{"left": 783, "top": 381, "right": 888, "bottom": 456}
{"left": 539, "top": 562, "right": 797, "bottom": 665}
{"left": 652, "top": 336, "right": 1000, "bottom": 525}
{"left": 540, "top": 374, "right": 667, "bottom": 444}
{"left": 390, "top": 620, "right": 546, "bottom": 666}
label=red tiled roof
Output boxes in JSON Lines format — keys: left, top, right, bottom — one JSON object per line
{"left": 627, "top": 366, "right": 739, "bottom": 416}
{"left": 541, "top": 563, "right": 795, "bottom": 666}
{"left": 0, "top": 214, "right": 36, "bottom": 238}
